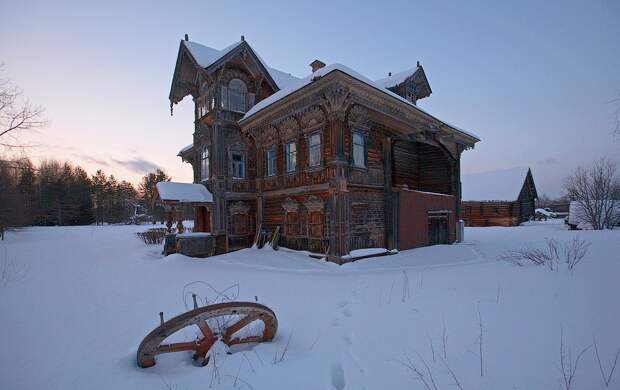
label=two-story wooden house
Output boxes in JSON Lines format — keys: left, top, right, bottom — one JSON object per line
{"left": 169, "top": 35, "right": 479, "bottom": 263}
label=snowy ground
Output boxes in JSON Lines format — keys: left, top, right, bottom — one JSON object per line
{"left": 1, "top": 220, "right": 619, "bottom": 390}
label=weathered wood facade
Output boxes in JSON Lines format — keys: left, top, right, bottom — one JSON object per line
{"left": 460, "top": 168, "right": 538, "bottom": 227}
{"left": 170, "top": 37, "right": 479, "bottom": 262}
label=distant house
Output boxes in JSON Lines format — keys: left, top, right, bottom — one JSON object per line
{"left": 460, "top": 167, "right": 537, "bottom": 227}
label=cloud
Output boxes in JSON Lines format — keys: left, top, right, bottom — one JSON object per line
{"left": 73, "top": 154, "right": 109, "bottom": 167}
{"left": 112, "top": 158, "right": 160, "bottom": 174}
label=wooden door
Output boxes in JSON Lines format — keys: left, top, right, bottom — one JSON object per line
{"left": 428, "top": 217, "right": 448, "bottom": 245}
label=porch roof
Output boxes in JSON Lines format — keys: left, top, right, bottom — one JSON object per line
{"left": 156, "top": 181, "right": 213, "bottom": 204}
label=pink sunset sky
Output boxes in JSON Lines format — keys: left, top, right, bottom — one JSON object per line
{"left": 1, "top": 0, "right": 619, "bottom": 197}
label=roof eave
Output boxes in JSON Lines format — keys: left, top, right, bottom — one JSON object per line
{"left": 240, "top": 68, "right": 479, "bottom": 146}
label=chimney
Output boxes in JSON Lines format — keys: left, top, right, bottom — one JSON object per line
{"left": 184, "top": 34, "right": 189, "bottom": 41}
{"left": 310, "top": 59, "right": 326, "bottom": 73}
{"left": 241, "top": 35, "right": 245, "bottom": 42}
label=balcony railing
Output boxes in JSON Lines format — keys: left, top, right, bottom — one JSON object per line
{"left": 196, "top": 89, "right": 256, "bottom": 120}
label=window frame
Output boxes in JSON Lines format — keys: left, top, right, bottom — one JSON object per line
{"left": 352, "top": 131, "right": 368, "bottom": 168}
{"left": 200, "top": 145, "right": 210, "bottom": 181}
{"left": 284, "top": 141, "right": 297, "bottom": 173}
{"left": 307, "top": 132, "right": 322, "bottom": 168}
{"left": 231, "top": 151, "right": 246, "bottom": 179}
{"left": 220, "top": 78, "right": 254, "bottom": 114}
{"left": 265, "top": 147, "right": 277, "bottom": 177}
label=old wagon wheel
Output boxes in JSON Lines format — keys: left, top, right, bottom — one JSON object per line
{"left": 137, "top": 301, "right": 278, "bottom": 368}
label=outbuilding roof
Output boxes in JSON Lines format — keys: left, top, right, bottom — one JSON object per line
{"left": 156, "top": 181, "right": 213, "bottom": 204}
{"left": 461, "top": 167, "right": 533, "bottom": 202}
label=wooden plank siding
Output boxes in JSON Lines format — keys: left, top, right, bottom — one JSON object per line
{"left": 460, "top": 176, "right": 537, "bottom": 227}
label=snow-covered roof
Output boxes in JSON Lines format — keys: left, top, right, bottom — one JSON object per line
{"left": 374, "top": 68, "right": 418, "bottom": 89}
{"left": 240, "top": 63, "right": 479, "bottom": 141}
{"left": 178, "top": 143, "right": 193, "bottom": 155}
{"left": 461, "top": 167, "right": 531, "bottom": 201}
{"left": 156, "top": 181, "right": 213, "bottom": 203}
{"left": 183, "top": 40, "right": 299, "bottom": 90}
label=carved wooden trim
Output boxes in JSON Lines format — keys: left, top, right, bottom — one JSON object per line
{"left": 282, "top": 197, "right": 299, "bottom": 212}
{"left": 300, "top": 106, "right": 326, "bottom": 133}
{"left": 347, "top": 104, "right": 370, "bottom": 131}
{"left": 229, "top": 201, "right": 250, "bottom": 215}
{"left": 303, "top": 195, "right": 324, "bottom": 212}
{"left": 278, "top": 116, "right": 300, "bottom": 141}
{"left": 321, "top": 83, "right": 351, "bottom": 120}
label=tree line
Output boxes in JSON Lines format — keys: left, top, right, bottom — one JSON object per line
{"left": 0, "top": 158, "right": 170, "bottom": 228}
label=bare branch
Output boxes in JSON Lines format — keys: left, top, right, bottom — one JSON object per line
{"left": 593, "top": 335, "right": 620, "bottom": 387}
{"left": 0, "top": 64, "right": 47, "bottom": 149}
{"left": 560, "top": 325, "right": 592, "bottom": 390}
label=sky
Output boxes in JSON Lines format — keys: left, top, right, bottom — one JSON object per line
{"left": 1, "top": 0, "right": 619, "bottom": 197}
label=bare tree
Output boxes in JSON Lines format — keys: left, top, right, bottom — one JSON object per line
{"left": 0, "top": 64, "right": 46, "bottom": 149}
{"left": 564, "top": 158, "right": 620, "bottom": 230}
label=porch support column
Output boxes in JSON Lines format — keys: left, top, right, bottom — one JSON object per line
{"left": 383, "top": 136, "right": 397, "bottom": 250}
{"left": 326, "top": 113, "right": 350, "bottom": 263}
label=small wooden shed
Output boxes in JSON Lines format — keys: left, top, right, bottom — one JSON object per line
{"left": 460, "top": 167, "right": 538, "bottom": 227}
{"left": 155, "top": 182, "right": 213, "bottom": 233}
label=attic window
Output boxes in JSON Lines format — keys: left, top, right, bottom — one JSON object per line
{"left": 221, "top": 79, "right": 255, "bottom": 113}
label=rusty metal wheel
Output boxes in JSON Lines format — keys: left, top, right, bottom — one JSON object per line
{"left": 137, "top": 301, "right": 278, "bottom": 368}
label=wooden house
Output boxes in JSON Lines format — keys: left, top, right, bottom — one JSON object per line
{"left": 460, "top": 167, "right": 538, "bottom": 227}
{"left": 169, "top": 35, "right": 479, "bottom": 263}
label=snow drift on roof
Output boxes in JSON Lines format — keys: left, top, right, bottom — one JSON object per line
{"left": 374, "top": 68, "right": 418, "bottom": 89}
{"left": 241, "top": 63, "right": 479, "bottom": 141}
{"left": 178, "top": 143, "right": 193, "bottom": 155}
{"left": 184, "top": 41, "right": 242, "bottom": 69}
{"left": 182, "top": 40, "right": 299, "bottom": 90}
{"left": 156, "top": 181, "right": 213, "bottom": 203}
{"left": 461, "top": 167, "right": 531, "bottom": 201}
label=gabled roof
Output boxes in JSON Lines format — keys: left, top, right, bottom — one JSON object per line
{"left": 461, "top": 167, "right": 535, "bottom": 202}
{"left": 182, "top": 40, "right": 300, "bottom": 90}
{"left": 240, "top": 63, "right": 479, "bottom": 141}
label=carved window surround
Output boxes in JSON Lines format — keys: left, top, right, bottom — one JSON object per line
{"left": 229, "top": 201, "right": 250, "bottom": 215}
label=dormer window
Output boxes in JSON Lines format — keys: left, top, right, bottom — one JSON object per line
{"left": 221, "top": 78, "right": 255, "bottom": 113}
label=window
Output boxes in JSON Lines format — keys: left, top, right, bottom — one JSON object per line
{"left": 221, "top": 79, "right": 254, "bottom": 113}
{"left": 285, "top": 141, "right": 296, "bottom": 172}
{"left": 232, "top": 152, "right": 245, "bottom": 179}
{"left": 200, "top": 146, "right": 209, "bottom": 180}
{"left": 266, "top": 147, "right": 276, "bottom": 177}
{"left": 352, "top": 131, "right": 367, "bottom": 168}
{"left": 308, "top": 133, "right": 321, "bottom": 167}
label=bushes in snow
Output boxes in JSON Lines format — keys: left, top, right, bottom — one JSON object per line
{"left": 501, "top": 236, "right": 590, "bottom": 271}
{"left": 136, "top": 228, "right": 168, "bottom": 245}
